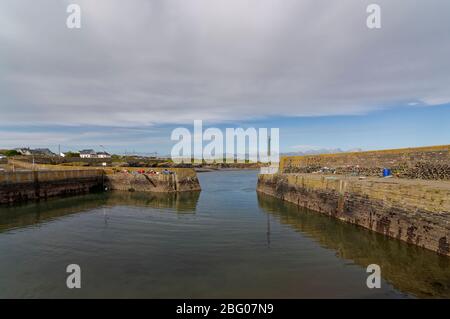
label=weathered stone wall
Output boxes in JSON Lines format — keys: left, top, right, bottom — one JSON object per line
{"left": 281, "top": 145, "right": 450, "bottom": 180}
{"left": 105, "top": 170, "right": 201, "bottom": 193}
{"left": 11, "top": 155, "right": 113, "bottom": 165}
{"left": 8, "top": 159, "right": 96, "bottom": 171}
{"left": 0, "top": 167, "right": 201, "bottom": 204}
{"left": 257, "top": 173, "right": 450, "bottom": 256}
{"left": 0, "top": 170, "right": 105, "bottom": 204}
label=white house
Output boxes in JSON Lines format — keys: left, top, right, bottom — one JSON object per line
{"left": 79, "top": 149, "right": 97, "bottom": 158}
{"left": 96, "top": 151, "right": 111, "bottom": 159}
{"left": 79, "top": 150, "right": 111, "bottom": 158}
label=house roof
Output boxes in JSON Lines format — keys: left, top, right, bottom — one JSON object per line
{"left": 79, "top": 149, "right": 96, "bottom": 154}
{"left": 14, "top": 148, "right": 56, "bottom": 156}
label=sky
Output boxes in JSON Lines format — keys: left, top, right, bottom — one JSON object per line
{"left": 1, "top": 0, "right": 449, "bottom": 155}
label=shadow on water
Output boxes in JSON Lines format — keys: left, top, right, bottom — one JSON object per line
{"left": 0, "top": 190, "right": 200, "bottom": 233}
{"left": 105, "top": 190, "right": 200, "bottom": 212}
{"left": 257, "top": 192, "right": 450, "bottom": 298}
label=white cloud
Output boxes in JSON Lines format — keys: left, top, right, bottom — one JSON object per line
{"left": 421, "top": 97, "right": 450, "bottom": 106}
{"left": 0, "top": 127, "right": 164, "bottom": 150}
{"left": 0, "top": 0, "right": 449, "bottom": 126}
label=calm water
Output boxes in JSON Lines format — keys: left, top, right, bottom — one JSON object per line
{"left": 0, "top": 170, "right": 449, "bottom": 298}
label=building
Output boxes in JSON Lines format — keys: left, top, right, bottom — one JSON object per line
{"left": 15, "top": 148, "right": 56, "bottom": 156}
{"left": 78, "top": 150, "right": 110, "bottom": 158}
{"left": 33, "top": 148, "right": 57, "bottom": 156}
{"left": 79, "top": 149, "right": 97, "bottom": 158}
{"left": 15, "top": 148, "right": 32, "bottom": 156}
{"left": 96, "top": 151, "right": 111, "bottom": 159}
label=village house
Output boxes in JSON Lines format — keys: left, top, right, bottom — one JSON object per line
{"left": 96, "top": 151, "right": 111, "bottom": 159}
{"left": 15, "top": 148, "right": 56, "bottom": 156}
{"left": 15, "top": 148, "right": 32, "bottom": 156}
{"left": 33, "top": 148, "right": 57, "bottom": 156}
{"left": 79, "top": 149, "right": 97, "bottom": 158}
{"left": 79, "top": 149, "right": 111, "bottom": 159}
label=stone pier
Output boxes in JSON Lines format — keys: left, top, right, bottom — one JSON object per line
{"left": 0, "top": 170, "right": 105, "bottom": 204}
{"left": 105, "top": 168, "right": 201, "bottom": 193}
{"left": 0, "top": 164, "right": 201, "bottom": 205}
{"left": 257, "top": 173, "right": 450, "bottom": 256}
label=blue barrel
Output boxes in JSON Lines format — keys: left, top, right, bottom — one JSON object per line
{"left": 383, "top": 168, "right": 391, "bottom": 177}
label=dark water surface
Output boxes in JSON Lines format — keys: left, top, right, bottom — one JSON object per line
{"left": 0, "top": 170, "right": 448, "bottom": 298}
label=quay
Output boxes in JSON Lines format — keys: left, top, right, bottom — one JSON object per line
{"left": 258, "top": 145, "right": 450, "bottom": 256}
{"left": 0, "top": 160, "right": 200, "bottom": 205}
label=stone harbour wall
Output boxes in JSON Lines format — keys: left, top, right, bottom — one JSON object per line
{"left": 0, "top": 170, "right": 105, "bottom": 204}
{"left": 257, "top": 173, "right": 450, "bottom": 256}
{"left": 105, "top": 170, "right": 201, "bottom": 193}
{"left": 281, "top": 145, "right": 450, "bottom": 180}
{"left": 0, "top": 166, "right": 201, "bottom": 205}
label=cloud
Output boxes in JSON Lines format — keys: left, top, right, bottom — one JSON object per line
{"left": 0, "top": 126, "right": 166, "bottom": 151}
{"left": 1, "top": 0, "right": 449, "bottom": 127}
{"left": 420, "top": 97, "right": 450, "bottom": 106}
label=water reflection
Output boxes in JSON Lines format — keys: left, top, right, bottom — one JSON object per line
{"left": 257, "top": 193, "right": 450, "bottom": 298}
{"left": 0, "top": 194, "right": 107, "bottom": 232}
{"left": 0, "top": 190, "right": 200, "bottom": 233}
{"left": 1, "top": 170, "right": 448, "bottom": 299}
{"left": 105, "top": 190, "right": 200, "bottom": 212}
